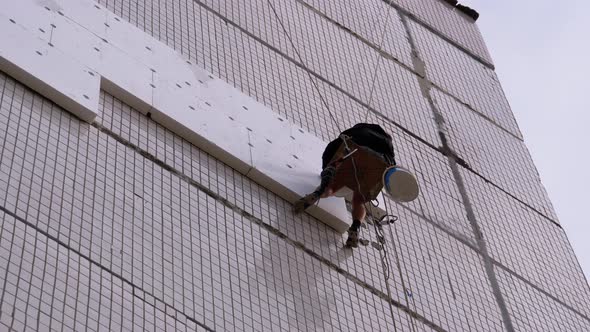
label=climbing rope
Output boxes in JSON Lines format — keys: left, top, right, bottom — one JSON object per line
{"left": 363, "top": 198, "right": 419, "bottom": 332}
{"left": 345, "top": 144, "right": 399, "bottom": 331}
{"left": 344, "top": 137, "right": 418, "bottom": 331}
{"left": 265, "top": 0, "right": 343, "bottom": 134}
{"left": 383, "top": 197, "right": 420, "bottom": 332}
{"left": 362, "top": 0, "right": 398, "bottom": 122}
{"left": 370, "top": 213, "right": 400, "bottom": 328}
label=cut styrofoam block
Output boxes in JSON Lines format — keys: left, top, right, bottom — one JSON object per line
{"left": 248, "top": 164, "right": 351, "bottom": 233}
{"left": 208, "top": 82, "right": 308, "bottom": 151}
{"left": 151, "top": 76, "right": 253, "bottom": 174}
{"left": 205, "top": 84, "right": 296, "bottom": 148}
{"left": 233, "top": 106, "right": 291, "bottom": 141}
{"left": 97, "top": 45, "right": 153, "bottom": 113}
{"left": 200, "top": 76, "right": 268, "bottom": 118}
{"left": 0, "top": 17, "right": 99, "bottom": 122}
{"left": 285, "top": 126, "right": 326, "bottom": 167}
{"left": 248, "top": 131, "right": 350, "bottom": 232}
{"left": 149, "top": 43, "right": 199, "bottom": 86}
{"left": 249, "top": 129, "right": 301, "bottom": 175}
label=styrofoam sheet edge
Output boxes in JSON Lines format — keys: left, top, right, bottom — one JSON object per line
{"left": 101, "top": 78, "right": 152, "bottom": 114}
{"left": 150, "top": 111, "right": 253, "bottom": 175}
{"left": 0, "top": 56, "right": 98, "bottom": 122}
{"left": 247, "top": 168, "right": 350, "bottom": 233}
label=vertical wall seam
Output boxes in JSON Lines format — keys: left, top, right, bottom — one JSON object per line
{"left": 400, "top": 14, "right": 515, "bottom": 332}
{"left": 379, "top": 0, "right": 494, "bottom": 69}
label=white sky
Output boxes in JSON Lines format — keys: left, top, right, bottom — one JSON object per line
{"left": 461, "top": 0, "right": 590, "bottom": 279}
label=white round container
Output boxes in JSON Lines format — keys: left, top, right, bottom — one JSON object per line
{"left": 382, "top": 166, "right": 420, "bottom": 202}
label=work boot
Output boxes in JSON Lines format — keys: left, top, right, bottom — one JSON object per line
{"left": 345, "top": 228, "right": 360, "bottom": 248}
{"left": 292, "top": 192, "right": 320, "bottom": 214}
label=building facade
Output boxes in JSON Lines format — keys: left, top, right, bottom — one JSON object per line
{"left": 0, "top": 0, "right": 589, "bottom": 331}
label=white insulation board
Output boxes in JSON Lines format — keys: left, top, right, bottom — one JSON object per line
{"left": 0, "top": 0, "right": 352, "bottom": 232}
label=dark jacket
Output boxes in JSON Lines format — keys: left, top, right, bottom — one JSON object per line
{"left": 322, "top": 123, "right": 396, "bottom": 169}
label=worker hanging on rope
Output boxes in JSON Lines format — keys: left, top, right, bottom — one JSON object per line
{"left": 293, "top": 123, "right": 397, "bottom": 248}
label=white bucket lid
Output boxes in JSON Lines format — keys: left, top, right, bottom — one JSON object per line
{"left": 382, "top": 166, "right": 419, "bottom": 202}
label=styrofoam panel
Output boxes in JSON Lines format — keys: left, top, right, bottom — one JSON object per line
{"left": 97, "top": 46, "right": 154, "bottom": 113}
{"left": 49, "top": 12, "right": 104, "bottom": 73}
{"left": 104, "top": 12, "right": 156, "bottom": 65}
{"left": 54, "top": 0, "right": 109, "bottom": 37}
{"left": 149, "top": 43, "right": 202, "bottom": 86}
{"left": 151, "top": 74, "right": 253, "bottom": 174}
{"left": 201, "top": 75, "right": 323, "bottom": 171}
{"left": 0, "top": 0, "right": 55, "bottom": 41}
{"left": 0, "top": 16, "right": 99, "bottom": 122}
{"left": 247, "top": 132, "right": 351, "bottom": 232}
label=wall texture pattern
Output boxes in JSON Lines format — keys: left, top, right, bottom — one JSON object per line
{"left": 0, "top": 0, "right": 589, "bottom": 331}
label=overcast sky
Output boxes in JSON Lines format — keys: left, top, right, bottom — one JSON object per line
{"left": 461, "top": 0, "right": 590, "bottom": 279}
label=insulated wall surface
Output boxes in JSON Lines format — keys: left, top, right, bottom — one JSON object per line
{"left": 1, "top": 0, "right": 589, "bottom": 332}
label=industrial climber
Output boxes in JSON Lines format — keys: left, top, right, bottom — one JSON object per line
{"left": 293, "top": 123, "right": 397, "bottom": 248}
